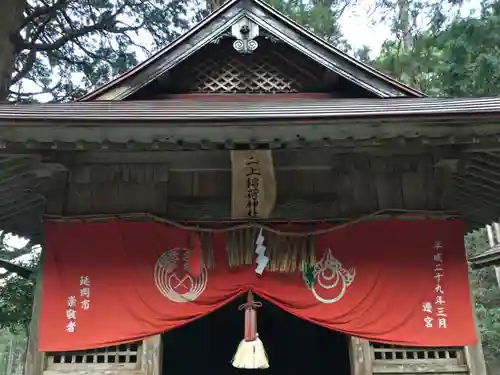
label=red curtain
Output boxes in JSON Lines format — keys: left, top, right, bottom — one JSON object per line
{"left": 39, "top": 219, "right": 476, "bottom": 351}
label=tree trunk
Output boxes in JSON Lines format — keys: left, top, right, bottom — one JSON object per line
{"left": 397, "top": 0, "right": 412, "bottom": 50}
{"left": 0, "top": 0, "right": 26, "bottom": 102}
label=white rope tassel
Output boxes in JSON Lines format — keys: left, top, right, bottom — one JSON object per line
{"left": 232, "top": 292, "right": 269, "bottom": 370}
{"left": 232, "top": 334, "right": 269, "bottom": 369}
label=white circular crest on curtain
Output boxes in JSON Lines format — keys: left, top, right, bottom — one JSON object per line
{"left": 305, "top": 249, "right": 356, "bottom": 304}
{"left": 154, "top": 248, "right": 208, "bottom": 303}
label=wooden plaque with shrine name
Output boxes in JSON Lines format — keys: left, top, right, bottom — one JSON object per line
{"left": 230, "top": 150, "right": 277, "bottom": 219}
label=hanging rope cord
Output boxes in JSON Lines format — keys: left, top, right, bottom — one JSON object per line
{"left": 45, "top": 209, "right": 458, "bottom": 237}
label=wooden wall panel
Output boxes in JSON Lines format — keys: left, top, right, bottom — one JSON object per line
{"left": 372, "top": 157, "right": 403, "bottom": 210}
{"left": 51, "top": 153, "right": 454, "bottom": 219}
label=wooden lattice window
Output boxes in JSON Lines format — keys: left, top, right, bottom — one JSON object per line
{"left": 370, "top": 342, "right": 468, "bottom": 374}
{"left": 371, "top": 342, "right": 464, "bottom": 361}
{"left": 46, "top": 342, "right": 141, "bottom": 370}
{"left": 370, "top": 342, "right": 469, "bottom": 375}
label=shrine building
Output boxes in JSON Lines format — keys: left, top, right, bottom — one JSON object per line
{"left": 0, "top": 1, "right": 496, "bottom": 375}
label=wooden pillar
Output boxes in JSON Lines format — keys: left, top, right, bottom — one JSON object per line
{"left": 465, "top": 344, "right": 487, "bottom": 375}
{"left": 349, "top": 337, "right": 372, "bottom": 375}
{"left": 141, "top": 334, "right": 163, "bottom": 375}
{"left": 465, "top": 240, "right": 487, "bottom": 375}
{"left": 464, "top": 301, "right": 487, "bottom": 375}
{"left": 24, "top": 249, "right": 46, "bottom": 375}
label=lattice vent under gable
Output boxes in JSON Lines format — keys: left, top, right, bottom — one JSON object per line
{"left": 46, "top": 341, "right": 141, "bottom": 370}
{"left": 169, "top": 38, "right": 325, "bottom": 94}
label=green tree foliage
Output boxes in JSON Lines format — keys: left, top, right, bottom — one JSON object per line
{"left": 0, "top": 234, "right": 38, "bottom": 335}
{"left": 0, "top": 0, "right": 357, "bottom": 103}
{"left": 0, "top": 235, "right": 37, "bottom": 375}
{"left": 428, "top": 2, "right": 500, "bottom": 97}
{"left": 0, "top": 329, "right": 27, "bottom": 375}
{"left": 1, "top": 0, "right": 201, "bottom": 102}
{"left": 373, "top": 0, "right": 500, "bottom": 96}
{"left": 265, "top": 0, "right": 351, "bottom": 49}
{"left": 0, "top": 270, "right": 36, "bottom": 335}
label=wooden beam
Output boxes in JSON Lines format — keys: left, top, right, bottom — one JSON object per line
{"left": 454, "top": 178, "right": 500, "bottom": 204}
{"left": 466, "top": 163, "right": 500, "bottom": 182}
{"left": 56, "top": 149, "right": 455, "bottom": 167}
{"left": 167, "top": 196, "right": 340, "bottom": 220}
{"left": 2, "top": 120, "right": 500, "bottom": 152}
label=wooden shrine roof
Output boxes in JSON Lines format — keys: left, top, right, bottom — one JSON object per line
{"left": 0, "top": 96, "right": 499, "bottom": 151}
{"left": 77, "top": 0, "right": 423, "bottom": 101}
{"left": 2, "top": 96, "right": 500, "bottom": 123}
{"left": 469, "top": 245, "right": 500, "bottom": 269}
{"left": 0, "top": 98, "right": 500, "bottom": 150}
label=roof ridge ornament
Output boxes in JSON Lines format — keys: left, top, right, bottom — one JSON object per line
{"left": 231, "top": 17, "right": 259, "bottom": 54}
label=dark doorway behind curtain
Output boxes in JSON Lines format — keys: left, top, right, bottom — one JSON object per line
{"left": 161, "top": 295, "right": 351, "bottom": 375}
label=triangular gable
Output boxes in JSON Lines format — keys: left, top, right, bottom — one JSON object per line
{"left": 79, "top": 0, "right": 424, "bottom": 101}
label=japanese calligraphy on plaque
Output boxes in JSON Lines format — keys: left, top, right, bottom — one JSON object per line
{"left": 230, "top": 150, "right": 277, "bottom": 219}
